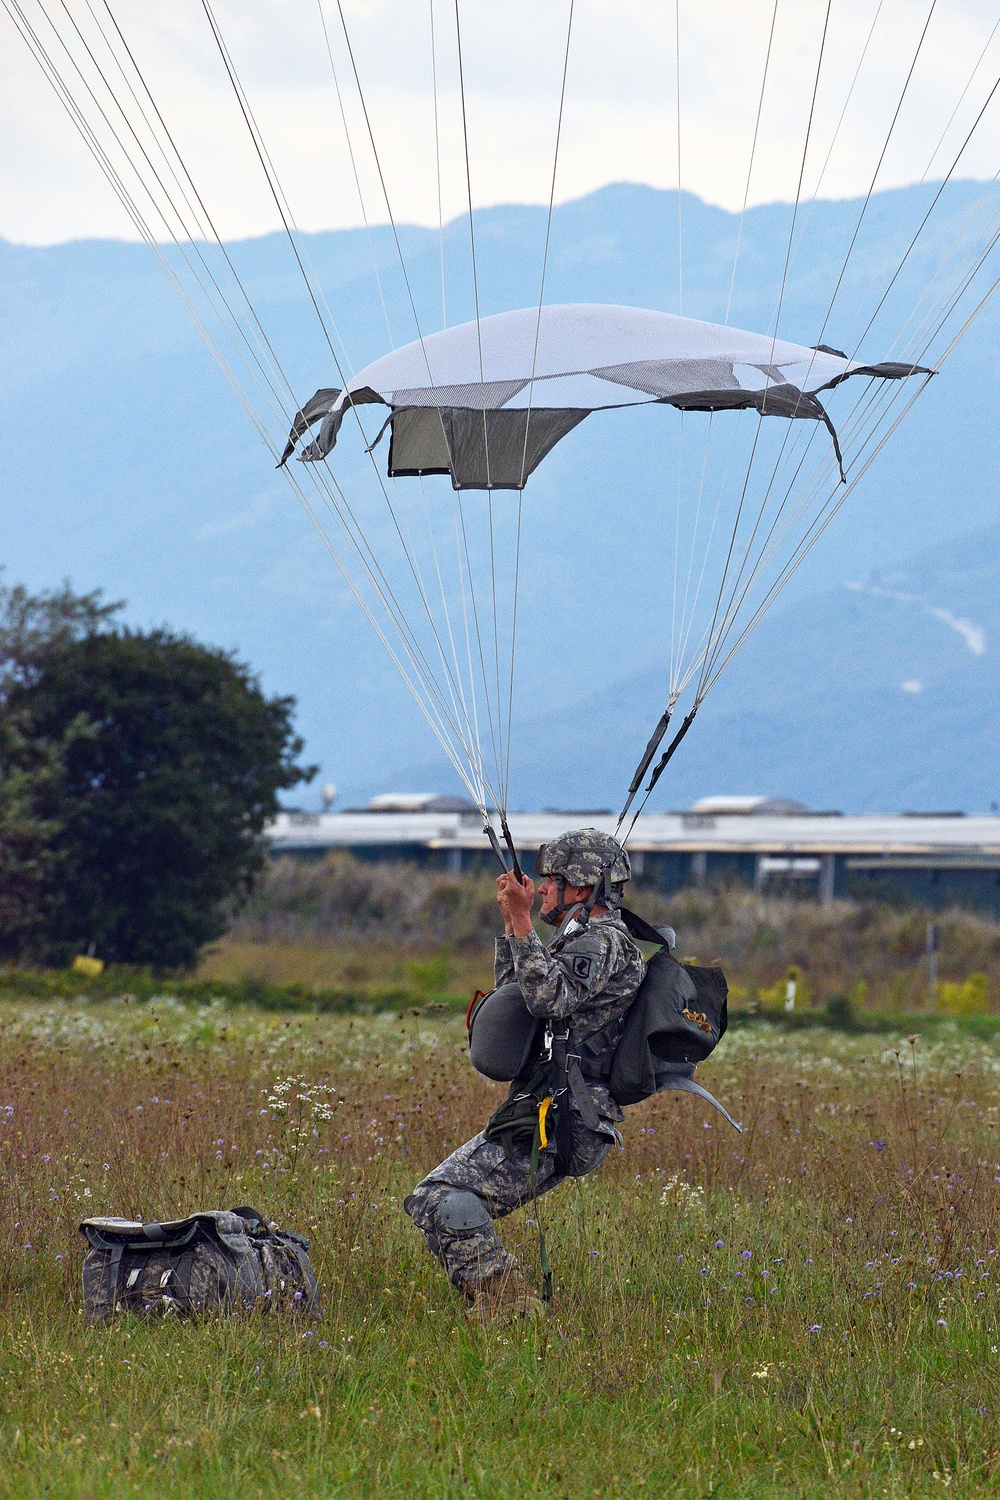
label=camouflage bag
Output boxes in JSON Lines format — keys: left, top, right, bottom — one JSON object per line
{"left": 79, "top": 1206, "right": 319, "bottom": 1321}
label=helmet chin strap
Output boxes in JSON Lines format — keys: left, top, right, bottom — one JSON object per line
{"left": 541, "top": 865, "right": 616, "bottom": 932}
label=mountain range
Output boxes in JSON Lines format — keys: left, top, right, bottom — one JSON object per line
{"left": 1, "top": 180, "right": 998, "bottom": 812}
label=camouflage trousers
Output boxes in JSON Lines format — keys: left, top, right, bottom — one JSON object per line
{"left": 403, "top": 1119, "right": 615, "bottom": 1294}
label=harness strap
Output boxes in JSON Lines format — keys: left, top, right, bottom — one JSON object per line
{"left": 566, "top": 1058, "right": 601, "bottom": 1131}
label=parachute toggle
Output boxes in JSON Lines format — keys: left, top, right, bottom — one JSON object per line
{"left": 280, "top": 303, "right": 933, "bottom": 490}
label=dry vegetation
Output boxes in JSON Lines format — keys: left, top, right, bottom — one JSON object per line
{"left": 2, "top": 996, "right": 1000, "bottom": 1497}
{"left": 200, "top": 854, "right": 1000, "bottom": 1014}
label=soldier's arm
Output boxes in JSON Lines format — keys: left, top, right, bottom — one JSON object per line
{"left": 508, "top": 926, "right": 621, "bottom": 1018}
{"left": 494, "top": 937, "right": 516, "bottom": 987}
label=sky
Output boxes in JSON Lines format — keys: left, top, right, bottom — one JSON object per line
{"left": 2, "top": 0, "right": 1000, "bottom": 246}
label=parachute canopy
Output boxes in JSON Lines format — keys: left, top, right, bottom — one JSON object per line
{"left": 281, "top": 303, "right": 931, "bottom": 489}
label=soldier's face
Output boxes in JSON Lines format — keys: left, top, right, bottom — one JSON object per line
{"left": 538, "top": 877, "right": 592, "bottom": 914}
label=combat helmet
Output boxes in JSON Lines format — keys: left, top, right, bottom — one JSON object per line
{"left": 535, "top": 828, "right": 631, "bottom": 925}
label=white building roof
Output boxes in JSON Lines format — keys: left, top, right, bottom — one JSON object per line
{"left": 266, "top": 809, "right": 1000, "bottom": 860}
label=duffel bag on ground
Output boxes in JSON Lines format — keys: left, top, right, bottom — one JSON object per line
{"left": 79, "top": 1205, "right": 319, "bottom": 1321}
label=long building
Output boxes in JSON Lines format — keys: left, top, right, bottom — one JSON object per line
{"left": 265, "top": 798, "right": 1000, "bottom": 916}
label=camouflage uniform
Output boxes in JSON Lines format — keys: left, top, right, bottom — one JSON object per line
{"left": 404, "top": 905, "right": 645, "bottom": 1294}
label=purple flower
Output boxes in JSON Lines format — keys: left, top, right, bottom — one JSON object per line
{"left": 937, "top": 1319, "right": 947, "bottom": 1327}
{"left": 319, "top": 1340, "right": 329, "bottom": 1349}
{"left": 907, "top": 1282, "right": 917, "bottom": 1289}
{"left": 294, "top": 1291, "right": 303, "bottom": 1300}
{"left": 742, "top": 1250, "right": 752, "bottom": 1260}
{"left": 808, "top": 1324, "right": 821, "bottom": 1333}
{"left": 699, "top": 1268, "right": 710, "bottom": 1276}
{"left": 805, "top": 1258, "right": 813, "bottom": 1265}
{"left": 715, "top": 1240, "right": 724, "bottom": 1249}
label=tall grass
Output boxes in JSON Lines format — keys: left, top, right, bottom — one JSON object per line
{"left": 211, "top": 854, "right": 1000, "bottom": 1013}
{"left": 1, "top": 998, "right": 999, "bottom": 1496}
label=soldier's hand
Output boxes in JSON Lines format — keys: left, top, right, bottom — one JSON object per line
{"left": 498, "top": 871, "right": 535, "bottom": 936}
{"left": 496, "top": 874, "right": 513, "bottom": 934}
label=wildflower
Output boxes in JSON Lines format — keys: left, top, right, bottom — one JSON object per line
{"left": 808, "top": 1324, "right": 821, "bottom": 1333}
{"left": 741, "top": 1249, "right": 752, "bottom": 1260}
{"left": 319, "top": 1341, "right": 329, "bottom": 1349}
{"left": 937, "top": 1319, "right": 947, "bottom": 1327}
{"left": 714, "top": 1240, "right": 724, "bottom": 1249}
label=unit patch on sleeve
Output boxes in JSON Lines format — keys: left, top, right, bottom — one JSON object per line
{"left": 571, "top": 955, "right": 592, "bottom": 980}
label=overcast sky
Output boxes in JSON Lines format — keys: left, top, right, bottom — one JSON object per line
{"left": 2, "top": 0, "right": 999, "bottom": 245}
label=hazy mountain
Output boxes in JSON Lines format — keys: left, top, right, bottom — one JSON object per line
{"left": 1, "top": 180, "right": 997, "bottom": 810}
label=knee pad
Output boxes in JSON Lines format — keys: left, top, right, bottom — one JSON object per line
{"left": 435, "top": 1188, "right": 492, "bottom": 1235}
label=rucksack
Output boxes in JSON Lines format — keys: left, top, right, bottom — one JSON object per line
{"left": 79, "top": 1207, "right": 320, "bottom": 1321}
{"left": 468, "top": 908, "right": 740, "bottom": 1131}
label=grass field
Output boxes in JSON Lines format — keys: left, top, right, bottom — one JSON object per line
{"left": 2, "top": 995, "right": 999, "bottom": 1497}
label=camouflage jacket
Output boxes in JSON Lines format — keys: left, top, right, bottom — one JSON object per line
{"left": 494, "top": 912, "right": 646, "bottom": 1123}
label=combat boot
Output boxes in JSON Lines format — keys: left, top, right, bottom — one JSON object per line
{"left": 468, "top": 1266, "right": 545, "bottom": 1322}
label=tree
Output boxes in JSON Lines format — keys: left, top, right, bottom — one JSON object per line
{"left": 0, "top": 580, "right": 114, "bottom": 957}
{"left": 0, "top": 581, "right": 313, "bottom": 968}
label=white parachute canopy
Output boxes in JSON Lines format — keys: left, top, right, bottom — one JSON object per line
{"left": 281, "top": 303, "right": 931, "bottom": 489}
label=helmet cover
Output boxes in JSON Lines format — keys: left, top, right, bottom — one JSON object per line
{"left": 535, "top": 827, "right": 632, "bottom": 891}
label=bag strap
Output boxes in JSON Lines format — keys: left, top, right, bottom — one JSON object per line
{"left": 619, "top": 906, "right": 673, "bottom": 946}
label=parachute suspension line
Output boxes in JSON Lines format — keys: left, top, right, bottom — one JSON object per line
{"left": 12, "top": 2, "right": 496, "bottom": 823}
{"left": 690, "top": 0, "right": 832, "bottom": 713}
{"left": 805, "top": 0, "right": 939, "bottom": 363}
{"left": 503, "top": 0, "right": 575, "bottom": 824}
{"left": 316, "top": 0, "right": 393, "bottom": 349}
{"left": 672, "top": 0, "right": 830, "bottom": 738}
{"left": 12, "top": 0, "right": 315, "bottom": 468}
{"left": 450, "top": 484, "right": 490, "bottom": 808}
{"left": 714, "top": 19, "right": 1000, "bottom": 677}
{"left": 204, "top": 0, "right": 489, "bottom": 781}
{"left": 672, "top": 410, "right": 718, "bottom": 695}
{"left": 725, "top": 0, "right": 778, "bottom": 323}
{"left": 453, "top": 0, "right": 515, "bottom": 826}
{"left": 804, "top": 0, "right": 885, "bottom": 206}
{"left": 708, "top": 9, "right": 998, "bottom": 684}
{"left": 701, "top": 373, "right": 940, "bottom": 699}
{"left": 848, "top": 67, "right": 1000, "bottom": 362}
{"left": 94, "top": 0, "right": 332, "bottom": 401}
{"left": 321, "top": 0, "right": 507, "bottom": 810}
{"left": 453, "top": 487, "right": 506, "bottom": 815}
{"left": 669, "top": 409, "right": 685, "bottom": 694}
{"left": 502, "top": 488, "right": 524, "bottom": 810}
{"left": 199, "top": 0, "right": 344, "bottom": 375}
{"left": 767, "top": 0, "right": 831, "bottom": 353}
{"left": 332, "top": 0, "right": 435, "bottom": 382}
{"left": 732, "top": 165, "right": 1000, "bottom": 682}
{"left": 417, "top": 475, "right": 489, "bottom": 797}
{"left": 708, "top": 174, "right": 1000, "bottom": 701}
{"left": 674, "top": 0, "right": 683, "bottom": 316}
{"left": 453, "top": 0, "right": 492, "bottom": 493}
{"left": 429, "top": 0, "right": 447, "bottom": 329}
{"left": 518, "top": 0, "right": 575, "bottom": 490}
{"left": 919, "top": 12, "right": 1000, "bottom": 185}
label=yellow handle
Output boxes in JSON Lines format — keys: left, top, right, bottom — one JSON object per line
{"left": 538, "top": 1095, "right": 553, "bottom": 1148}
